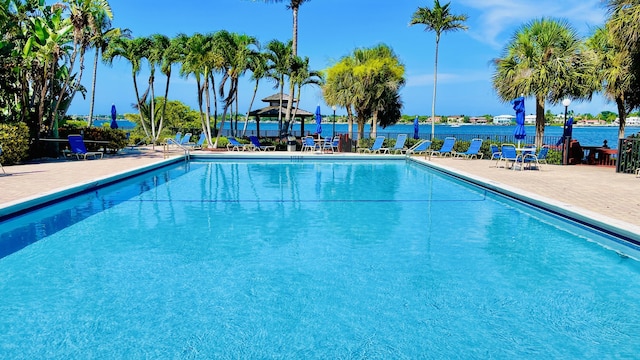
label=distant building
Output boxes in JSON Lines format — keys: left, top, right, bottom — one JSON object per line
{"left": 493, "top": 114, "right": 514, "bottom": 125}
{"left": 623, "top": 117, "right": 640, "bottom": 126}
{"left": 525, "top": 114, "right": 536, "bottom": 125}
{"left": 469, "top": 116, "right": 488, "bottom": 124}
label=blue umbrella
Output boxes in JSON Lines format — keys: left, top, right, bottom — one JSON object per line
{"left": 413, "top": 116, "right": 420, "bottom": 139}
{"left": 557, "top": 116, "right": 574, "bottom": 146}
{"left": 315, "top": 105, "right": 322, "bottom": 135}
{"left": 512, "top": 96, "right": 525, "bottom": 146}
{"left": 110, "top": 104, "right": 118, "bottom": 129}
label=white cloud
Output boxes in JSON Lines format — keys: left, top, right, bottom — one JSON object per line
{"left": 459, "top": 0, "right": 607, "bottom": 49}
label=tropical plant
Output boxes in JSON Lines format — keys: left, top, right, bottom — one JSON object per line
{"left": 323, "top": 44, "right": 405, "bottom": 141}
{"left": 492, "top": 18, "right": 598, "bottom": 147}
{"left": 242, "top": 49, "right": 269, "bottom": 136}
{"left": 289, "top": 55, "right": 324, "bottom": 134}
{"left": 586, "top": 26, "right": 635, "bottom": 139}
{"left": 264, "top": 39, "right": 292, "bottom": 133}
{"left": 410, "top": 0, "right": 468, "bottom": 140}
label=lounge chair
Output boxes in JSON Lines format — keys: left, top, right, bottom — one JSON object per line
{"left": 403, "top": 140, "right": 431, "bottom": 155}
{"left": 164, "top": 132, "right": 182, "bottom": 146}
{"left": 429, "top": 137, "right": 456, "bottom": 157}
{"left": 302, "top": 136, "right": 319, "bottom": 152}
{"left": 382, "top": 134, "right": 408, "bottom": 154}
{"left": 455, "top": 138, "right": 483, "bottom": 159}
{"left": 0, "top": 144, "right": 5, "bottom": 175}
{"left": 358, "top": 136, "right": 385, "bottom": 153}
{"left": 184, "top": 133, "right": 206, "bottom": 150}
{"left": 67, "top": 134, "right": 104, "bottom": 160}
{"left": 249, "top": 136, "right": 276, "bottom": 151}
{"left": 497, "top": 144, "right": 519, "bottom": 169}
{"left": 227, "top": 137, "right": 251, "bottom": 151}
{"left": 179, "top": 133, "right": 192, "bottom": 145}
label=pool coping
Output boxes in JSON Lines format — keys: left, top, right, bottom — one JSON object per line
{"left": 0, "top": 157, "right": 184, "bottom": 219}
{"left": 408, "top": 156, "right": 640, "bottom": 249}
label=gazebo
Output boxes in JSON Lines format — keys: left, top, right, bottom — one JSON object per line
{"left": 248, "top": 94, "right": 314, "bottom": 137}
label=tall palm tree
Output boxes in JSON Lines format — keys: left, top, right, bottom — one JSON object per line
{"left": 492, "top": 18, "right": 597, "bottom": 147}
{"left": 410, "top": 0, "right": 468, "bottom": 140}
{"left": 265, "top": 39, "right": 292, "bottom": 133}
{"left": 87, "top": 13, "right": 129, "bottom": 126}
{"left": 323, "top": 58, "right": 357, "bottom": 139}
{"left": 259, "top": 0, "right": 309, "bottom": 132}
{"left": 587, "top": 26, "right": 635, "bottom": 139}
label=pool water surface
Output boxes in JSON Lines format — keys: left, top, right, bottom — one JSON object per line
{"left": 1, "top": 159, "right": 639, "bottom": 358}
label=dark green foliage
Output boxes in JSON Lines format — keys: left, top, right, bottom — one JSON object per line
{"left": 58, "top": 127, "right": 128, "bottom": 152}
{"left": 0, "top": 123, "right": 30, "bottom": 165}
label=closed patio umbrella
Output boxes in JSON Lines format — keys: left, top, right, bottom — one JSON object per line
{"left": 315, "top": 105, "right": 322, "bottom": 136}
{"left": 110, "top": 104, "right": 118, "bottom": 129}
{"left": 413, "top": 116, "right": 420, "bottom": 139}
{"left": 512, "top": 96, "right": 525, "bottom": 146}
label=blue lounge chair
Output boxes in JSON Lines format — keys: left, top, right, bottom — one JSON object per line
{"left": 382, "top": 134, "right": 408, "bottom": 154}
{"left": 184, "top": 133, "right": 206, "bottom": 150}
{"left": 403, "top": 140, "right": 431, "bottom": 155}
{"left": 249, "top": 136, "right": 276, "bottom": 151}
{"left": 358, "top": 136, "right": 385, "bottom": 153}
{"left": 67, "top": 135, "right": 103, "bottom": 160}
{"left": 179, "top": 133, "right": 192, "bottom": 145}
{"left": 227, "top": 137, "right": 250, "bottom": 151}
{"left": 455, "top": 138, "right": 483, "bottom": 159}
{"left": 164, "top": 132, "right": 182, "bottom": 146}
{"left": 429, "top": 137, "right": 456, "bottom": 157}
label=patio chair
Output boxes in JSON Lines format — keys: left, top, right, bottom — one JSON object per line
{"left": 403, "top": 140, "right": 431, "bottom": 155}
{"left": 454, "top": 138, "right": 484, "bottom": 159}
{"left": 429, "top": 137, "right": 456, "bottom": 157}
{"left": 519, "top": 146, "right": 550, "bottom": 171}
{"left": 227, "top": 137, "right": 251, "bottom": 151}
{"left": 67, "top": 135, "right": 104, "bottom": 160}
{"left": 489, "top": 144, "right": 501, "bottom": 162}
{"left": 358, "top": 136, "right": 385, "bottom": 153}
{"left": 249, "top": 136, "right": 276, "bottom": 151}
{"left": 330, "top": 136, "right": 340, "bottom": 152}
{"left": 381, "top": 134, "right": 408, "bottom": 154}
{"left": 498, "top": 144, "right": 519, "bottom": 169}
{"left": 302, "top": 136, "right": 319, "bottom": 152}
{"left": 322, "top": 137, "right": 335, "bottom": 153}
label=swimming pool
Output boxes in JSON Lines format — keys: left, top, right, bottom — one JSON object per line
{"left": 1, "top": 159, "right": 639, "bottom": 358}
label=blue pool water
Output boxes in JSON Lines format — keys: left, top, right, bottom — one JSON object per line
{"left": 1, "top": 159, "right": 640, "bottom": 358}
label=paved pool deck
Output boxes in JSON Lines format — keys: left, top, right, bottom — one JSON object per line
{"left": 1, "top": 149, "right": 638, "bottom": 231}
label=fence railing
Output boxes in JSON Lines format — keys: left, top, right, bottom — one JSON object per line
{"left": 617, "top": 136, "right": 640, "bottom": 173}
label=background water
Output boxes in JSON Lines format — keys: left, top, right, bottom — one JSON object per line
{"left": 1, "top": 160, "right": 639, "bottom": 358}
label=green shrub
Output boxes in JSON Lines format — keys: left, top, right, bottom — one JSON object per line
{"left": 0, "top": 122, "right": 30, "bottom": 165}
{"left": 58, "top": 127, "right": 128, "bottom": 152}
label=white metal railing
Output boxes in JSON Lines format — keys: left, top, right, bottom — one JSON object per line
{"left": 163, "top": 139, "right": 190, "bottom": 160}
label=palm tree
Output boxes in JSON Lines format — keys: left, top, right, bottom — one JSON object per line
{"left": 213, "top": 31, "right": 259, "bottom": 148}
{"left": 242, "top": 49, "right": 269, "bottom": 137}
{"left": 410, "top": 0, "right": 468, "bottom": 140}
{"left": 289, "top": 55, "right": 324, "bottom": 134}
{"left": 323, "top": 44, "right": 405, "bottom": 142}
{"left": 265, "top": 39, "right": 292, "bottom": 133}
{"left": 259, "top": 0, "right": 309, "bottom": 132}
{"left": 587, "top": 26, "right": 635, "bottom": 139}
{"left": 492, "top": 18, "right": 597, "bottom": 147}
{"left": 87, "top": 14, "right": 129, "bottom": 126}
{"left": 103, "top": 36, "right": 152, "bottom": 138}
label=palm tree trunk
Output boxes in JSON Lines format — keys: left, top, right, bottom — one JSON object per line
{"left": 372, "top": 111, "right": 378, "bottom": 138}
{"left": 535, "top": 96, "right": 545, "bottom": 148}
{"left": 158, "top": 70, "right": 171, "bottom": 137}
{"left": 88, "top": 47, "right": 100, "bottom": 127}
{"left": 431, "top": 38, "right": 439, "bottom": 141}
{"left": 616, "top": 96, "right": 626, "bottom": 139}
{"left": 133, "top": 75, "right": 150, "bottom": 139}
{"left": 284, "top": 5, "right": 299, "bottom": 131}
{"left": 284, "top": 81, "right": 295, "bottom": 136}
{"left": 242, "top": 79, "right": 259, "bottom": 137}
{"left": 278, "top": 80, "right": 284, "bottom": 133}
{"left": 347, "top": 105, "right": 354, "bottom": 140}
{"left": 149, "top": 73, "right": 157, "bottom": 142}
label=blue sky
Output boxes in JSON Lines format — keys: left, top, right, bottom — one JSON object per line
{"left": 69, "top": 0, "right": 612, "bottom": 118}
